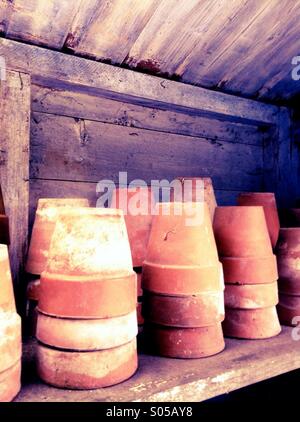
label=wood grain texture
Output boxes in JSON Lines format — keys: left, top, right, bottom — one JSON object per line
{"left": 0, "top": 70, "right": 30, "bottom": 284}
{"left": 65, "top": 0, "right": 161, "bottom": 62}
{"left": 0, "top": 38, "right": 279, "bottom": 125}
{"left": 17, "top": 327, "right": 300, "bottom": 402}
{"left": 0, "top": 0, "right": 83, "bottom": 48}
{"left": 31, "top": 84, "right": 265, "bottom": 146}
{"left": 30, "top": 112, "right": 264, "bottom": 191}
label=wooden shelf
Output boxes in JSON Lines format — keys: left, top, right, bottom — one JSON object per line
{"left": 16, "top": 326, "right": 300, "bottom": 402}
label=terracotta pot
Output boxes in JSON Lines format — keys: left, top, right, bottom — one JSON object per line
{"left": 143, "top": 202, "right": 223, "bottom": 295}
{"left": 0, "top": 361, "right": 21, "bottom": 402}
{"left": 111, "top": 187, "right": 155, "bottom": 267}
{"left": 39, "top": 208, "right": 136, "bottom": 318}
{"left": 237, "top": 192, "right": 280, "bottom": 248}
{"left": 221, "top": 255, "right": 278, "bottom": 285}
{"left": 36, "top": 310, "right": 137, "bottom": 350}
{"left": 26, "top": 198, "right": 90, "bottom": 275}
{"left": 276, "top": 229, "right": 300, "bottom": 295}
{"left": 170, "top": 177, "right": 217, "bottom": 220}
{"left": 277, "top": 293, "right": 300, "bottom": 326}
{"left": 0, "top": 313, "right": 21, "bottom": 373}
{"left": 223, "top": 307, "right": 281, "bottom": 339}
{"left": 213, "top": 206, "right": 273, "bottom": 257}
{"left": 143, "top": 323, "right": 225, "bottom": 358}
{"left": 224, "top": 282, "right": 278, "bottom": 309}
{"left": 37, "top": 339, "right": 138, "bottom": 389}
{"left": 137, "top": 302, "right": 144, "bottom": 326}
{"left": 0, "top": 245, "right": 16, "bottom": 312}
{"left": 142, "top": 290, "right": 224, "bottom": 328}
{"left": 134, "top": 268, "right": 143, "bottom": 298}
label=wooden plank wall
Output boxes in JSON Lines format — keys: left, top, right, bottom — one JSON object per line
{"left": 29, "top": 84, "right": 267, "bottom": 224}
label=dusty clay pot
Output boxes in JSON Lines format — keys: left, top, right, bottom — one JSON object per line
{"left": 137, "top": 302, "right": 144, "bottom": 326}
{"left": 224, "top": 282, "right": 278, "bottom": 309}
{"left": 170, "top": 177, "right": 217, "bottom": 220}
{"left": 39, "top": 208, "right": 136, "bottom": 318}
{"left": 37, "top": 339, "right": 138, "bottom": 389}
{"left": 276, "top": 229, "right": 300, "bottom": 295}
{"left": 36, "top": 310, "right": 138, "bottom": 350}
{"left": 277, "top": 293, "right": 300, "bottom": 326}
{"left": 143, "top": 202, "right": 223, "bottom": 295}
{"left": 221, "top": 255, "right": 278, "bottom": 285}
{"left": 26, "top": 198, "right": 90, "bottom": 275}
{"left": 111, "top": 187, "right": 155, "bottom": 267}
{"left": 0, "top": 245, "right": 16, "bottom": 312}
{"left": 134, "top": 268, "right": 143, "bottom": 298}
{"left": 214, "top": 206, "right": 273, "bottom": 258}
{"left": 142, "top": 290, "right": 224, "bottom": 327}
{"left": 0, "top": 313, "right": 21, "bottom": 373}
{"left": 143, "top": 323, "right": 225, "bottom": 358}
{"left": 0, "top": 361, "right": 21, "bottom": 402}
{"left": 223, "top": 307, "right": 281, "bottom": 339}
{"left": 237, "top": 192, "right": 280, "bottom": 248}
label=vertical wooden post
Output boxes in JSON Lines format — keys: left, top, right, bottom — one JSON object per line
{"left": 263, "top": 107, "right": 299, "bottom": 207}
{"left": 0, "top": 70, "right": 30, "bottom": 286}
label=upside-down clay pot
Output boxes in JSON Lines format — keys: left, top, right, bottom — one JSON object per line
{"left": 224, "top": 282, "right": 279, "bottom": 309}
{"left": 0, "top": 313, "right": 22, "bottom": 373}
{"left": 237, "top": 192, "right": 280, "bottom": 248}
{"left": 0, "top": 361, "right": 21, "bottom": 402}
{"left": 39, "top": 208, "right": 136, "bottom": 318}
{"left": 36, "top": 311, "right": 138, "bottom": 350}
{"left": 220, "top": 255, "right": 278, "bottom": 285}
{"left": 213, "top": 206, "right": 273, "bottom": 258}
{"left": 143, "top": 202, "right": 223, "bottom": 295}
{"left": 143, "top": 324, "right": 225, "bottom": 358}
{"left": 277, "top": 293, "right": 300, "bottom": 326}
{"left": 0, "top": 245, "right": 16, "bottom": 312}
{"left": 0, "top": 185, "right": 10, "bottom": 246}
{"left": 276, "top": 229, "right": 300, "bottom": 295}
{"left": 223, "top": 307, "right": 281, "bottom": 339}
{"left": 142, "top": 290, "right": 224, "bottom": 327}
{"left": 37, "top": 339, "right": 138, "bottom": 389}
{"left": 170, "top": 177, "right": 217, "bottom": 221}
{"left": 111, "top": 187, "right": 155, "bottom": 267}
{"left": 26, "top": 198, "right": 90, "bottom": 275}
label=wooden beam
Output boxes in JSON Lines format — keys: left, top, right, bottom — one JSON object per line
{"left": 17, "top": 327, "right": 300, "bottom": 402}
{"left": 0, "top": 38, "right": 279, "bottom": 126}
{"left": 0, "top": 70, "right": 30, "bottom": 285}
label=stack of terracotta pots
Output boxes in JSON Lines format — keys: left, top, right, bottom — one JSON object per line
{"left": 36, "top": 208, "right": 138, "bottom": 389}
{"left": 111, "top": 187, "right": 155, "bottom": 333}
{"left": 237, "top": 192, "right": 280, "bottom": 248}
{"left": 0, "top": 185, "right": 10, "bottom": 245}
{"left": 0, "top": 245, "right": 21, "bottom": 401}
{"left": 170, "top": 177, "right": 217, "bottom": 221}
{"left": 142, "top": 202, "right": 225, "bottom": 358}
{"left": 276, "top": 228, "right": 300, "bottom": 325}
{"left": 214, "top": 206, "right": 281, "bottom": 339}
{"left": 25, "top": 198, "right": 89, "bottom": 334}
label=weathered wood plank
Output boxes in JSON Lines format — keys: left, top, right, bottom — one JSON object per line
{"left": 16, "top": 327, "right": 300, "bottom": 402}
{"left": 263, "top": 107, "right": 299, "bottom": 207}
{"left": 65, "top": 0, "right": 161, "bottom": 63}
{"left": 31, "top": 85, "right": 265, "bottom": 146}
{"left": 30, "top": 113, "right": 264, "bottom": 191}
{"left": 0, "top": 38, "right": 279, "bottom": 125}
{"left": 0, "top": 0, "right": 83, "bottom": 48}
{"left": 0, "top": 70, "right": 30, "bottom": 284}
